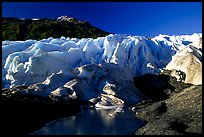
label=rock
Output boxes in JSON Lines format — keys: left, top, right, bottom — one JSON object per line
{"left": 133, "top": 69, "right": 193, "bottom": 102}
{"left": 169, "top": 69, "right": 186, "bottom": 82}
{"left": 157, "top": 102, "right": 167, "bottom": 115}
{"left": 166, "top": 45, "right": 202, "bottom": 85}
{"left": 134, "top": 85, "right": 202, "bottom": 135}
{"left": 133, "top": 73, "right": 174, "bottom": 101}
{"left": 161, "top": 70, "right": 192, "bottom": 92}
{"left": 0, "top": 87, "right": 81, "bottom": 135}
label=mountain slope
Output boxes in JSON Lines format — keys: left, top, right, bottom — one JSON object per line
{"left": 2, "top": 16, "right": 110, "bottom": 41}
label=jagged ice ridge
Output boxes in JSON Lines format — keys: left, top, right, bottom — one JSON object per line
{"left": 2, "top": 33, "right": 202, "bottom": 105}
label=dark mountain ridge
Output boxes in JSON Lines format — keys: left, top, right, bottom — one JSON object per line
{"left": 2, "top": 16, "right": 110, "bottom": 41}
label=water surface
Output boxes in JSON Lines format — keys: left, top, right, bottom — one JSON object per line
{"left": 32, "top": 107, "right": 144, "bottom": 135}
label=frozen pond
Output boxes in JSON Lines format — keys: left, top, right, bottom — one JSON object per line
{"left": 31, "top": 107, "right": 144, "bottom": 135}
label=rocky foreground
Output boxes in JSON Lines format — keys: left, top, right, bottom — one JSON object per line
{"left": 0, "top": 91, "right": 82, "bottom": 135}
{"left": 134, "top": 85, "right": 202, "bottom": 135}
{"left": 133, "top": 71, "right": 202, "bottom": 135}
{"left": 0, "top": 70, "right": 202, "bottom": 135}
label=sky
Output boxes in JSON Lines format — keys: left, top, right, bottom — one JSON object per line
{"left": 2, "top": 2, "right": 202, "bottom": 37}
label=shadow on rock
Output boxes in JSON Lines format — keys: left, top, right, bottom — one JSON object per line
{"left": 0, "top": 87, "right": 82, "bottom": 135}
{"left": 133, "top": 73, "right": 175, "bottom": 101}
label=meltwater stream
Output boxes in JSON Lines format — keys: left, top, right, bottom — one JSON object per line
{"left": 31, "top": 106, "right": 144, "bottom": 135}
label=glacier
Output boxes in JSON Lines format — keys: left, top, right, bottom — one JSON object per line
{"left": 2, "top": 33, "right": 202, "bottom": 105}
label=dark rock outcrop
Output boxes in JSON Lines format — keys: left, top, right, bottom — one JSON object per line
{"left": 0, "top": 87, "right": 82, "bottom": 135}
{"left": 133, "top": 71, "right": 202, "bottom": 135}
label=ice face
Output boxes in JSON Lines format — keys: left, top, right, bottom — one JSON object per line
{"left": 2, "top": 33, "right": 202, "bottom": 102}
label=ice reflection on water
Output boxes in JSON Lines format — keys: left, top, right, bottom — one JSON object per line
{"left": 32, "top": 107, "right": 144, "bottom": 135}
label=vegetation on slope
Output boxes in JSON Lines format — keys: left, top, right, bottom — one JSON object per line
{"left": 2, "top": 17, "right": 110, "bottom": 41}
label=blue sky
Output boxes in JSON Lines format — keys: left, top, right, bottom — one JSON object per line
{"left": 2, "top": 2, "right": 202, "bottom": 37}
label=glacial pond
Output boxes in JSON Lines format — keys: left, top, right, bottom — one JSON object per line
{"left": 31, "top": 107, "right": 144, "bottom": 135}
